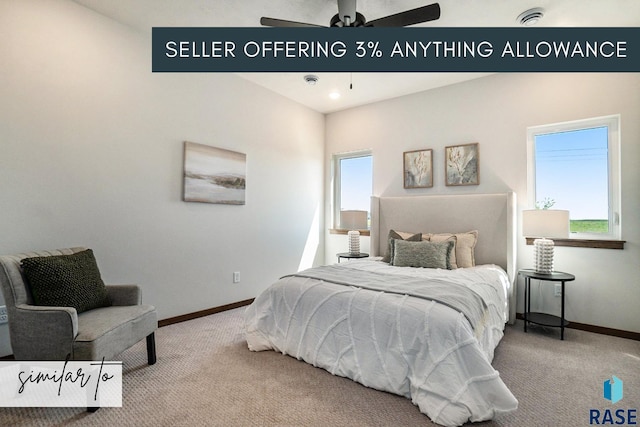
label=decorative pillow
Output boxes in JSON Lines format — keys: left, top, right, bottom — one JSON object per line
{"left": 430, "top": 234, "right": 458, "bottom": 268}
{"left": 20, "top": 249, "right": 112, "bottom": 313}
{"left": 382, "top": 230, "right": 422, "bottom": 263}
{"left": 391, "top": 240, "right": 454, "bottom": 269}
{"left": 453, "top": 230, "right": 478, "bottom": 268}
{"left": 430, "top": 231, "right": 478, "bottom": 268}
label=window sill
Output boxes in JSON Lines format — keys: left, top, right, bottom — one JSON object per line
{"left": 330, "top": 229, "right": 371, "bottom": 236}
{"left": 525, "top": 237, "right": 625, "bottom": 250}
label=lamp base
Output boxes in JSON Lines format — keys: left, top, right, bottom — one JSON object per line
{"left": 533, "top": 238, "right": 554, "bottom": 274}
{"left": 348, "top": 230, "right": 361, "bottom": 255}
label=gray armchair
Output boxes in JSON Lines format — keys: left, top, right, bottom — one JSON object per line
{"left": 0, "top": 247, "right": 157, "bottom": 364}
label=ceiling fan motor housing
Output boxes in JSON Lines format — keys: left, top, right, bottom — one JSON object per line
{"left": 330, "top": 12, "right": 367, "bottom": 27}
{"left": 260, "top": 2, "right": 441, "bottom": 28}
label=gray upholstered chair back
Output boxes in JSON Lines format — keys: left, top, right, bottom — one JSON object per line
{"left": 0, "top": 247, "right": 87, "bottom": 312}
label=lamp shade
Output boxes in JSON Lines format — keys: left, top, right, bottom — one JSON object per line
{"left": 522, "top": 209, "right": 570, "bottom": 238}
{"left": 340, "top": 210, "right": 368, "bottom": 230}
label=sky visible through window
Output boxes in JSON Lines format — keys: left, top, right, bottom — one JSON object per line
{"left": 535, "top": 126, "right": 608, "bottom": 220}
{"left": 340, "top": 155, "right": 373, "bottom": 213}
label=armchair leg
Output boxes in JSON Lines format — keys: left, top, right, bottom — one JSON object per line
{"left": 146, "top": 333, "right": 157, "bottom": 365}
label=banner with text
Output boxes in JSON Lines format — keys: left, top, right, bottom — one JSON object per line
{"left": 152, "top": 27, "right": 639, "bottom": 72}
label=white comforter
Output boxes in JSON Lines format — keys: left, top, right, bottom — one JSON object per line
{"left": 245, "top": 260, "right": 518, "bottom": 426}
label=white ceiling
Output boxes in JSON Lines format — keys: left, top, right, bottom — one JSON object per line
{"left": 71, "top": 0, "right": 640, "bottom": 113}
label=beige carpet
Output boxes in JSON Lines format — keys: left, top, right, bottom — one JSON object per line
{"left": 1, "top": 307, "right": 638, "bottom": 426}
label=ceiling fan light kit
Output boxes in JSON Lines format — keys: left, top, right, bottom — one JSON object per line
{"left": 261, "top": 1, "right": 441, "bottom": 28}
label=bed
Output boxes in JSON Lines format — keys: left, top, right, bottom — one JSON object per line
{"left": 245, "top": 193, "right": 518, "bottom": 426}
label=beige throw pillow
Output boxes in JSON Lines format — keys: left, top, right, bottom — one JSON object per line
{"left": 428, "top": 230, "right": 478, "bottom": 268}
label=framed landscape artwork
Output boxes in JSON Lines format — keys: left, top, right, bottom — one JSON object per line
{"left": 403, "top": 149, "right": 433, "bottom": 189}
{"left": 183, "top": 141, "right": 246, "bottom": 205}
{"left": 445, "top": 143, "right": 479, "bottom": 186}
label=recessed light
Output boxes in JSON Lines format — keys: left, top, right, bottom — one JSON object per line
{"left": 329, "top": 91, "right": 341, "bottom": 100}
{"left": 517, "top": 7, "right": 544, "bottom": 26}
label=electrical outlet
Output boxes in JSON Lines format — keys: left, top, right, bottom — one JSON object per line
{"left": 554, "top": 283, "right": 562, "bottom": 297}
{"left": 0, "top": 305, "right": 8, "bottom": 324}
{"left": 233, "top": 272, "right": 240, "bottom": 283}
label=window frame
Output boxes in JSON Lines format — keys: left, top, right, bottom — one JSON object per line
{"left": 526, "top": 114, "right": 621, "bottom": 241}
{"left": 332, "top": 149, "right": 373, "bottom": 230}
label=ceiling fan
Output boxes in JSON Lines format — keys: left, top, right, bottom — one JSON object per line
{"left": 260, "top": 0, "right": 441, "bottom": 28}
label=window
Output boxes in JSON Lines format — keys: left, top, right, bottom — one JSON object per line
{"left": 527, "top": 115, "right": 621, "bottom": 240}
{"left": 332, "top": 150, "right": 373, "bottom": 229}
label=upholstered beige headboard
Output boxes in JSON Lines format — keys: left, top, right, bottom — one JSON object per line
{"left": 370, "top": 192, "right": 517, "bottom": 323}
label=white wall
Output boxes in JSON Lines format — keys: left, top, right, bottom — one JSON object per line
{"left": 1, "top": 2, "right": 637, "bottom": 360}
{"left": 325, "top": 73, "right": 640, "bottom": 334}
{"left": 0, "top": 0, "right": 325, "bottom": 356}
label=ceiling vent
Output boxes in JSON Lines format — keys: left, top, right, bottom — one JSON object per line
{"left": 304, "top": 74, "right": 319, "bottom": 85}
{"left": 517, "top": 8, "right": 544, "bottom": 26}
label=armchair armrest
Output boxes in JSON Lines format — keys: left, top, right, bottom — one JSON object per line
{"left": 106, "top": 284, "right": 141, "bottom": 306}
{"left": 11, "top": 304, "right": 78, "bottom": 360}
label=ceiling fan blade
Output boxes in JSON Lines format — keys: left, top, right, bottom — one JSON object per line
{"left": 260, "top": 17, "right": 326, "bottom": 28}
{"left": 365, "top": 3, "right": 441, "bottom": 27}
{"left": 338, "top": 0, "right": 357, "bottom": 25}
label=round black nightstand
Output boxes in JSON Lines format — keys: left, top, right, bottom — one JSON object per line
{"left": 337, "top": 252, "right": 369, "bottom": 263}
{"left": 519, "top": 269, "right": 575, "bottom": 340}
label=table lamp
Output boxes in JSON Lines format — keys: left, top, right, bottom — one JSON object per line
{"left": 340, "top": 210, "right": 368, "bottom": 255}
{"left": 522, "top": 209, "right": 570, "bottom": 274}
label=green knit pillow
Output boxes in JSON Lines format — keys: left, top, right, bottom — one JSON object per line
{"left": 391, "top": 239, "right": 454, "bottom": 269}
{"left": 21, "top": 249, "right": 111, "bottom": 313}
{"left": 382, "top": 230, "right": 423, "bottom": 263}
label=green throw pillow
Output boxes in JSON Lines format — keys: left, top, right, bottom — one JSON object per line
{"left": 21, "top": 249, "right": 111, "bottom": 313}
{"left": 382, "top": 230, "right": 422, "bottom": 263}
{"left": 391, "top": 240, "right": 454, "bottom": 269}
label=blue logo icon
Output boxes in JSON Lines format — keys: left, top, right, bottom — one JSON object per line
{"left": 604, "top": 376, "right": 623, "bottom": 404}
